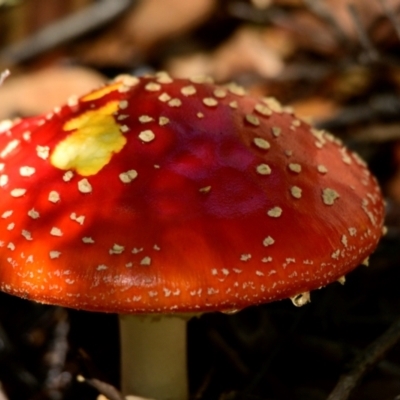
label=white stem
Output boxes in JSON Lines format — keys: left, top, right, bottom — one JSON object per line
{"left": 119, "top": 314, "right": 188, "bottom": 400}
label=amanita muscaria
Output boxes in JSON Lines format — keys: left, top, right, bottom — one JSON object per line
{"left": 0, "top": 72, "right": 384, "bottom": 399}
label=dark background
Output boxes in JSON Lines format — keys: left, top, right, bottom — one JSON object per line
{"left": 0, "top": 1, "right": 400, "bottom": 399}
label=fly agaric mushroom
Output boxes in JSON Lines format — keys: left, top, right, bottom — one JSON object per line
{"left": 0, "top": 72, "right": 384, "bottom": 400}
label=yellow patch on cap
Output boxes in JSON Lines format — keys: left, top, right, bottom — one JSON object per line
{"left": 81, "top": 82, "right": 122, "bottom": 102}
{"left": 50, "top": 101, "right": 126, "bottom": 176}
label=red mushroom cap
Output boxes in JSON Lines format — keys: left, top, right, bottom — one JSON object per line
{"left": 0, "top": 73, "right": 384, "bottom": 313}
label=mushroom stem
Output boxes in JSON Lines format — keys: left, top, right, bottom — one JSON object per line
{"left": 119, "top": 314, "right": 188, "bottom": 400}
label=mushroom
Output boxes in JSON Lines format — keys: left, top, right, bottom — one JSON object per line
{"left": 0, "top": 72, "right": 385, "bottom": 399}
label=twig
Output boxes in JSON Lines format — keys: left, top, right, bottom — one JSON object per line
{"left": 302, "top": 0, "right": 348, "bottom": 47}
{"left": 317, "top": 93, "right": 400, "bottom": 132}
{"left": 377, "top": 0, "right": 400, "bottom": 41}
{"left": 208, "top": 328, "right": 250, "bottom": 376}
{"left": 0, "top": 383, "right": 9, "bottom": 400}
{"left": 77, "top": 375, "right": 124, "bottom": 400}
{"left": 348, "top": 123, "right": 400, "bottom": 143}
{"left": 0, "top": 0, "right": 134, "bottom": 65}
{"left": 0, "top": 70, "right": 9, "bottom": 86}
{"left": 326, "top": 315, "right": 400, "bottom": 400}
{"left": 43, "top": 308, "right": 70, "bottom": 398}
{"left": 243, "top": 306, "right": 309, "bottom": 395}
{"left": 348, "top": 3, "right": 380, "bottom": 63}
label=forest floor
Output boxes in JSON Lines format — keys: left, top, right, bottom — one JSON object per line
{"left": 0, "top": 1, "right": 400, "bottom": 399}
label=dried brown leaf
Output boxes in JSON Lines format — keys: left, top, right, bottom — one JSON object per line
{"left": 0, "top": 65, "right": 105, "bottom": 119}
{"left": 76, "top": 0, "right": 215, "bottom": 67}
{"left": 167, "top": 27, "right": 291, "bottom": 82}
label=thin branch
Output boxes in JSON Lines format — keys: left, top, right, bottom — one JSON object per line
{"left": 43, "top": 308, "right": 70, "bottom": 398}
{"left": 77, "top": 375, "right": 124, "bottom": 400}
{"left": 377, "top": 0, "right": 400, "bottom": 41}
{"left": 326, "top": 315, "right": 400, "bottom": 400}
{"left": 0, "top": 0, "right": 134, "bottom": 65}
{"left": 0, "top": 384, "right": 9, "bottom": 400}
{"left": 302, "top": 0, "right": 348, "bottom": 47}
{"left": 348, "top": 3, "right": 380, "bottom": 62}
{"left": 0, "top": 70, "right": 9, "bottom": 86}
